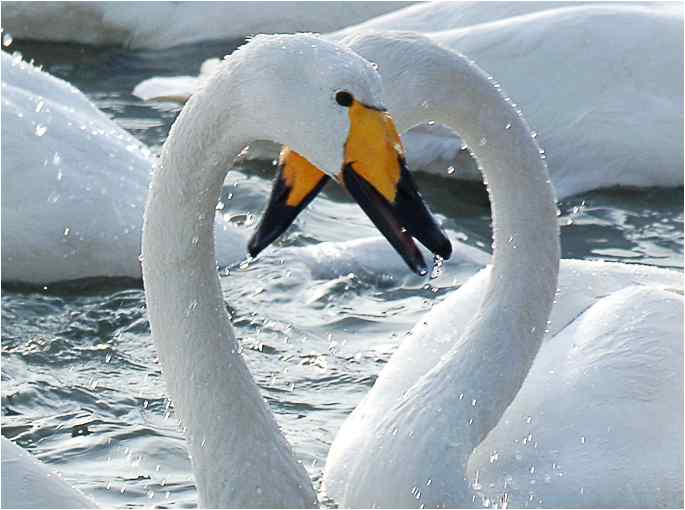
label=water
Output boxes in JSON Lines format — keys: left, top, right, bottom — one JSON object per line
{"left": 2, "top": 40, "right": 683, "bottom": 508}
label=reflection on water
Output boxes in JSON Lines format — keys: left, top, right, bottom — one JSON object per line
{"left": 2, "top": 40, "right": 683, "bottom": 507}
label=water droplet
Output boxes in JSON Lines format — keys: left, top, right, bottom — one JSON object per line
{"left": 63, "top": 227, "right": 70, "bottom": 237}
{"left": 530, "top": 465, "right": 535, "bottom": 474}
{"left": 2, "top": 32, "right": 13, "bottom": 47}
{"left": 471, "top": 399, "right": 477, "bottom": 407}
{"left": 459, "top": 392, "right": 464, "bottom": 400}
{"left": 504, "top": 123, "right": 511, "bottom": 130}
{"left": 216, "top": 200, "right": 225, "bottom": 211}
{"left": 35, "top": 100, "right": 45, "bottom": 113}
{"left": 447, "top": 166, "right": 456, "bottom": 175}
{"left": 580, "top": 435, "right": 586, "bottom": 444}
{"left": 191, "top": 235, "right": 199, "bottom": 246}
{"left": 479, "top": 137, "right": 487, "bottom": 146}
{"left": 530, "top": 130, "right": 538, "bottom": 139}
{"left": 35, "top": 124, "right": 47, "bottom": 137}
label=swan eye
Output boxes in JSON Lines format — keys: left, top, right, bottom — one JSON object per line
{"left": 335, "top": 91, "right": 354, "bottom": 107}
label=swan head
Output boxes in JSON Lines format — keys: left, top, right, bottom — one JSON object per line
{"left": 222, "top": 35, "right": 453, "bottom": 274}
{"left": 182, "top": 34, "right": 451, "bottom": 274}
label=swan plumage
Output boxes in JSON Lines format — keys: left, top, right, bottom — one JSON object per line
{"left": 321, "top": 32, "right": 683, "bottom": 507}
{"left": 1, "top": 436, "right": 96, "bottom": 509}
{"left": 1, "top": 1, "right": 408, "bottom": 49}
{"left": 1, "top": 51, "right": 247, "bottom": 284}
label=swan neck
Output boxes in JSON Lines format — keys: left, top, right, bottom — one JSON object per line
{"left": 419, "top": 56, "right": 560, "bottom": 452}
{"left": 142, "top": 82, "right": 316, "bottom": 507}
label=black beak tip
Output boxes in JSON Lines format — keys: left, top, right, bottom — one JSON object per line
{"left": 247, "top": 235, "right": 264, "bottom": 259}
{"left": 436, "top": 236, "right": 453, "bottom": 260}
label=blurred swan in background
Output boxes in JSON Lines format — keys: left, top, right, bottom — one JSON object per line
{"left": 138, "top": 3, "right": 683, "bottom": 199}
{"left": 333, "top": 2, "right": 684, "bottom": 198}
{"left": 1, "top": 437, "right": 96, "bottom": 509}
{"left": 0, "top": 51, "right": 248, "bottom": 284}
{"left": 320, "top": 33, "right": 683, "bottom": 508}
{"left": 0, "top": 1, "right": 410, "bottom": 49}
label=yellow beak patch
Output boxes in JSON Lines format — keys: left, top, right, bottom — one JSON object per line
{"left": 343, "top": 101, "right": 404, "bottom": 204}
{"left": 279, "top": 147, "right": 328, "bottom": 207}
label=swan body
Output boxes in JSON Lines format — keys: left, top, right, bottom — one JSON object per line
{"left": 1, "top": 51, "right": 247, "bottom": 284}
{"left": 334, "top": 3, "right": 684, "bottom": 198}
{"left": 1, "top": 437, "right": 96, "bottom": 509}
{"left": 1, "top": 1, "right": 409, "bottom": 49}
{"left": 322, "top": 33, "right": 683, "bottom": 508}
{"left": 325, "top": 260, "right": 683, "bottom": 507}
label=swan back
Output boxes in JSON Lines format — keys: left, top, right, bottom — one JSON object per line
{"left": 1, "top": 51, "right": 153, "bottom": 282}
{"left": 1, "top": 437, "right": 96, "bottom": 509}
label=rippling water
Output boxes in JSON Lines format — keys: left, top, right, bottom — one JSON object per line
{"left": 2, "top": 40, "right": 683, "bottom": 508}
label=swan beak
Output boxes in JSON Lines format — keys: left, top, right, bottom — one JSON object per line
{"left": 341, "top": 102, "right": 452, "bottom": 275}
{"left": 248, "top": 147, "right": 330, "bottom": 258}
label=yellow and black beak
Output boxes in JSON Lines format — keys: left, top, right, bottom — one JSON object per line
{"left": 339, "top": 100, "right": 451, "bottom": 274}
{"left": 248, "top": 147, "right": 330, "bottom": 258}
{"left": 248, "top": 98, "right": 451, "bottom": 275}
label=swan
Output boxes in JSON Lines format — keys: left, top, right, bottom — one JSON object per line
{"left": 0, "top": 1, "right": 409, "bottom": 49}
{"left": 317, "top": 32, "right": 683, "bottom": 507}
{"left": 1, "top": 50, "right": 247, "bottom": 284}
{"left": 1, "top": 436, "right": 96, "bottom": 509}
{"left": 142, "top": 3, "right": 683, "bottom": 199}
{"left": 141, "top": 33, "right": 451, "bottom": 507}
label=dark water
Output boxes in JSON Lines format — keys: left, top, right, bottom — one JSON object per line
{"left": 2, "top": 39, "right": 683, "bottom": 507}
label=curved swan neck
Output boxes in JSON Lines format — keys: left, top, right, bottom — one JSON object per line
{"left": 418, "top": 46, "right": 560, "bottom": 449}
{"left": 142, "top": 46, "right": 317, "bottom": 507}
{"left": 351, "top": 34, "right": 560, "bottom": 461}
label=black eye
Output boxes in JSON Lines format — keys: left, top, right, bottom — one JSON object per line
{"left": 335, "top": 91, "right": 354, "bottom": 107}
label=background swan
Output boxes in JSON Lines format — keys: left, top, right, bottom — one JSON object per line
{"left": 1, "top": 436, "right": 96, "bottom": 509}
{"left": 333, "top": 3, "right": 684, "bottom": 198}
{"left": 140, "top": 3, "right": 682, "bottom": 199}
{"left": 322, "top": 33, "right": 683, "bottom": 508}
{"left": 1, "top": 50, "right": 247, "bottom": 284}
{"left": 0, "top": 1, "right": 409, "bottom": 49}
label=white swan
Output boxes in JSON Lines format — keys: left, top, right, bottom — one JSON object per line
{"left": 1, "top": 436, "right": 96, "bottom": 509}
{"left": 321, "top": 33, "right": 683, "bottom": 507}
{"left": 1, "top": 50, "right": 247, "bottom": 284}
{"left": 1, "top": 1, "right": 409, "bottom": 49}
{"left": 141, "top": 3, "right": 682, "bottom": 199}
{"left": 141, "top": 33, "right": 455, "bottom": 507}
